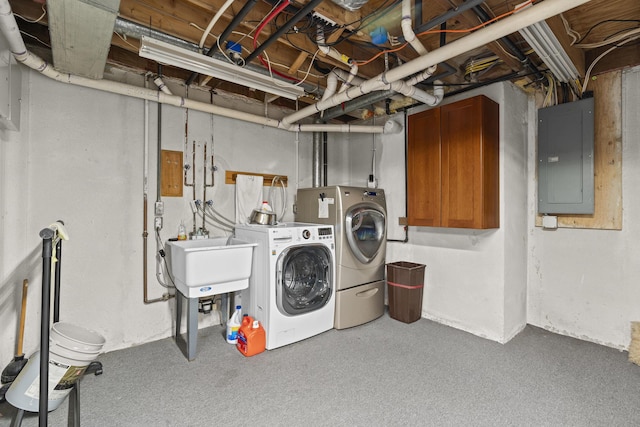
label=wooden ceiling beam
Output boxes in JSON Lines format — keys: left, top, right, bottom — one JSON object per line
{"left": 585, "top": 43, "right": 640, "bottom": 76}
{"left": 428, "top": 0, "right": 523, "bottom": 72}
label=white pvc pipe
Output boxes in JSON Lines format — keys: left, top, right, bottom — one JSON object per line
{"left": 153, "top": 77, "right": 173, "bottom": 95}
{"left": 401, "top": 0, "right": 428, "bottom": 56}
{"left": 317, "top": 26, "right": 359, "bottom": 93}
{"left": 390, "top": 79, "right": 444, "bottom": 106}
{"left": 0, "top": 0, "right": 25, "bottom": 54}
{"left": 296, "top": 123, "right": 384, "bottom": 133}
{"left": 321, "top": 72, "right": 338, "bottom": 101}
{"left": 281, "top": 0, "right": 592, "bottom": 127}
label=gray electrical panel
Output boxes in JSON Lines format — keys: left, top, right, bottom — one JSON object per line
{"left": 537, "top": 97, "right": 594, "bottom": 214}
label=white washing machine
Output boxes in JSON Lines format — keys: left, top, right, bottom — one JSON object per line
{"left": 234, "top": 223, "right": 335, "bottom": 350}
{"left": 296, "top": 186, "right": 387, "bottom": 329}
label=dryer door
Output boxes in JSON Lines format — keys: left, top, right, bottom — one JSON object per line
{"left": 276, "top": 245, "right": 333, "bottom": 316}
{"left": 345, "top": 204, "right": 386, "bottom": 264}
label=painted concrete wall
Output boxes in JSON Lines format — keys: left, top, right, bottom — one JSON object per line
{"left": 1, "top": 55, "right": 637, "bottom": 374}
{"left": 341, "top": 83, "right": 529, "bottom": 344}
{"left": 405, "top": 83, "right": 528, "bottom": 343}
{"left": 0, "top": 68, "right": 312, "bottom": 365}
{"left": 527, "top": 66, "right": 640, "bottom": 350}
{"left": 340, "top": 71, "right": 640, "bottom": 350}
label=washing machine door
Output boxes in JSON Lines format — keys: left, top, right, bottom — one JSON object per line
{"left": 276, "top": 245, "right": 333, "bottom": 316}
{"left": 345, "top": 204, "right": 386, "bottom": 264}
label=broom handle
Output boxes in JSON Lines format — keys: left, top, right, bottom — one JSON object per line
{"left": 16, "top": 279, "right": 28, "bottom": 356}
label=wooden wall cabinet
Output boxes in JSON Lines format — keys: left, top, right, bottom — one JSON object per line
{"left": 407, "top": 95, "right": 500, "bottom": 229}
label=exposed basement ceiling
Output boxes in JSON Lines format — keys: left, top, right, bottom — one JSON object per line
{"left": 7, "top": 0, "right": 640, "bottom": 121}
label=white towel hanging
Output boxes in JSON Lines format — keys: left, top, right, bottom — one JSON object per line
{"left": 235, "top": 174, "right": 264, "bottom": 224}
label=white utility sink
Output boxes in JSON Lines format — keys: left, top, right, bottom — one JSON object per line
{"left": 167, "top": 238, "right": 257, "bottom": 298}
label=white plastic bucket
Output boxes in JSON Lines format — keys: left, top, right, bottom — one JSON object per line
{"left": 6, "top": 322, "right": 105, "bottom": 412}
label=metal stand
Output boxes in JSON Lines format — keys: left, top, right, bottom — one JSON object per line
{"left": 175, "top": 292, "right": 232, "bottom": 361}
{"left": 175, "top": 291, "right": 199, "bottom": 361}
{"left": 9, "top": 222, "right": 103, "bottom": 427}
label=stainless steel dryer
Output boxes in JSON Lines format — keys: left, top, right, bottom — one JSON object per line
{"left": 296, "top": 186, "right": 386, "bottom": 329}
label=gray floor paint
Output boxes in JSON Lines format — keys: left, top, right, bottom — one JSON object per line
{"left": 1, "top": 314, "right": 639, "bottom": 426}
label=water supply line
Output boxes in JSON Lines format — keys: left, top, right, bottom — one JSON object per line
{"left": 268, "top": 176, "right": 287, "bottom": 221}
{"left": 201, "top": 142, "right": 213, "bottom": 234}
{"left": 0, "top": 0, "right": 591, "bottom": 133}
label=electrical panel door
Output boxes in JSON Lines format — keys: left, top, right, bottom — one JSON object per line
{"left": 538, "top": 97, "right": 594, "bottom": 214}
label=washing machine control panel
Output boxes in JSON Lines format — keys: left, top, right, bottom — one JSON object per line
{"left": 317, "top": 227, "right": 333, "bottom": 241}
{"left": 302, "top": 229, "right": 311, "bottom": 239}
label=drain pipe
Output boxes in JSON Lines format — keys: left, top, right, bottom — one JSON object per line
{"left": 317, "top": 26, "right": 358, "bottom": 91}
{"left": 3, "top": 48, "right": 385, "bottom": 133}
{"left": 279, "top": 0, "right": 592, "bottom": 128}
{"left": 401, "top": 0, "right": 428, "bottom": 56}
{"left": 399, "top": 0, "right": 487, "bottom": 43}
{"left": 322, "top": 64, "right": 456, "bottom": 120}
{"left": 312, "top": 119, "right": 323, "bottom": 187}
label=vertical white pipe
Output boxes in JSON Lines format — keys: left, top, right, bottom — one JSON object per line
{"left": 401, "top": 0, "right": 428, "bottom": 56}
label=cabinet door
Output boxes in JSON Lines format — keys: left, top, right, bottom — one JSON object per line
{"left": 407, "top": 107, "right": 441, "bottom": 226}
{"left": 440, "top": 96, "right": 499, "bottom": 229}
